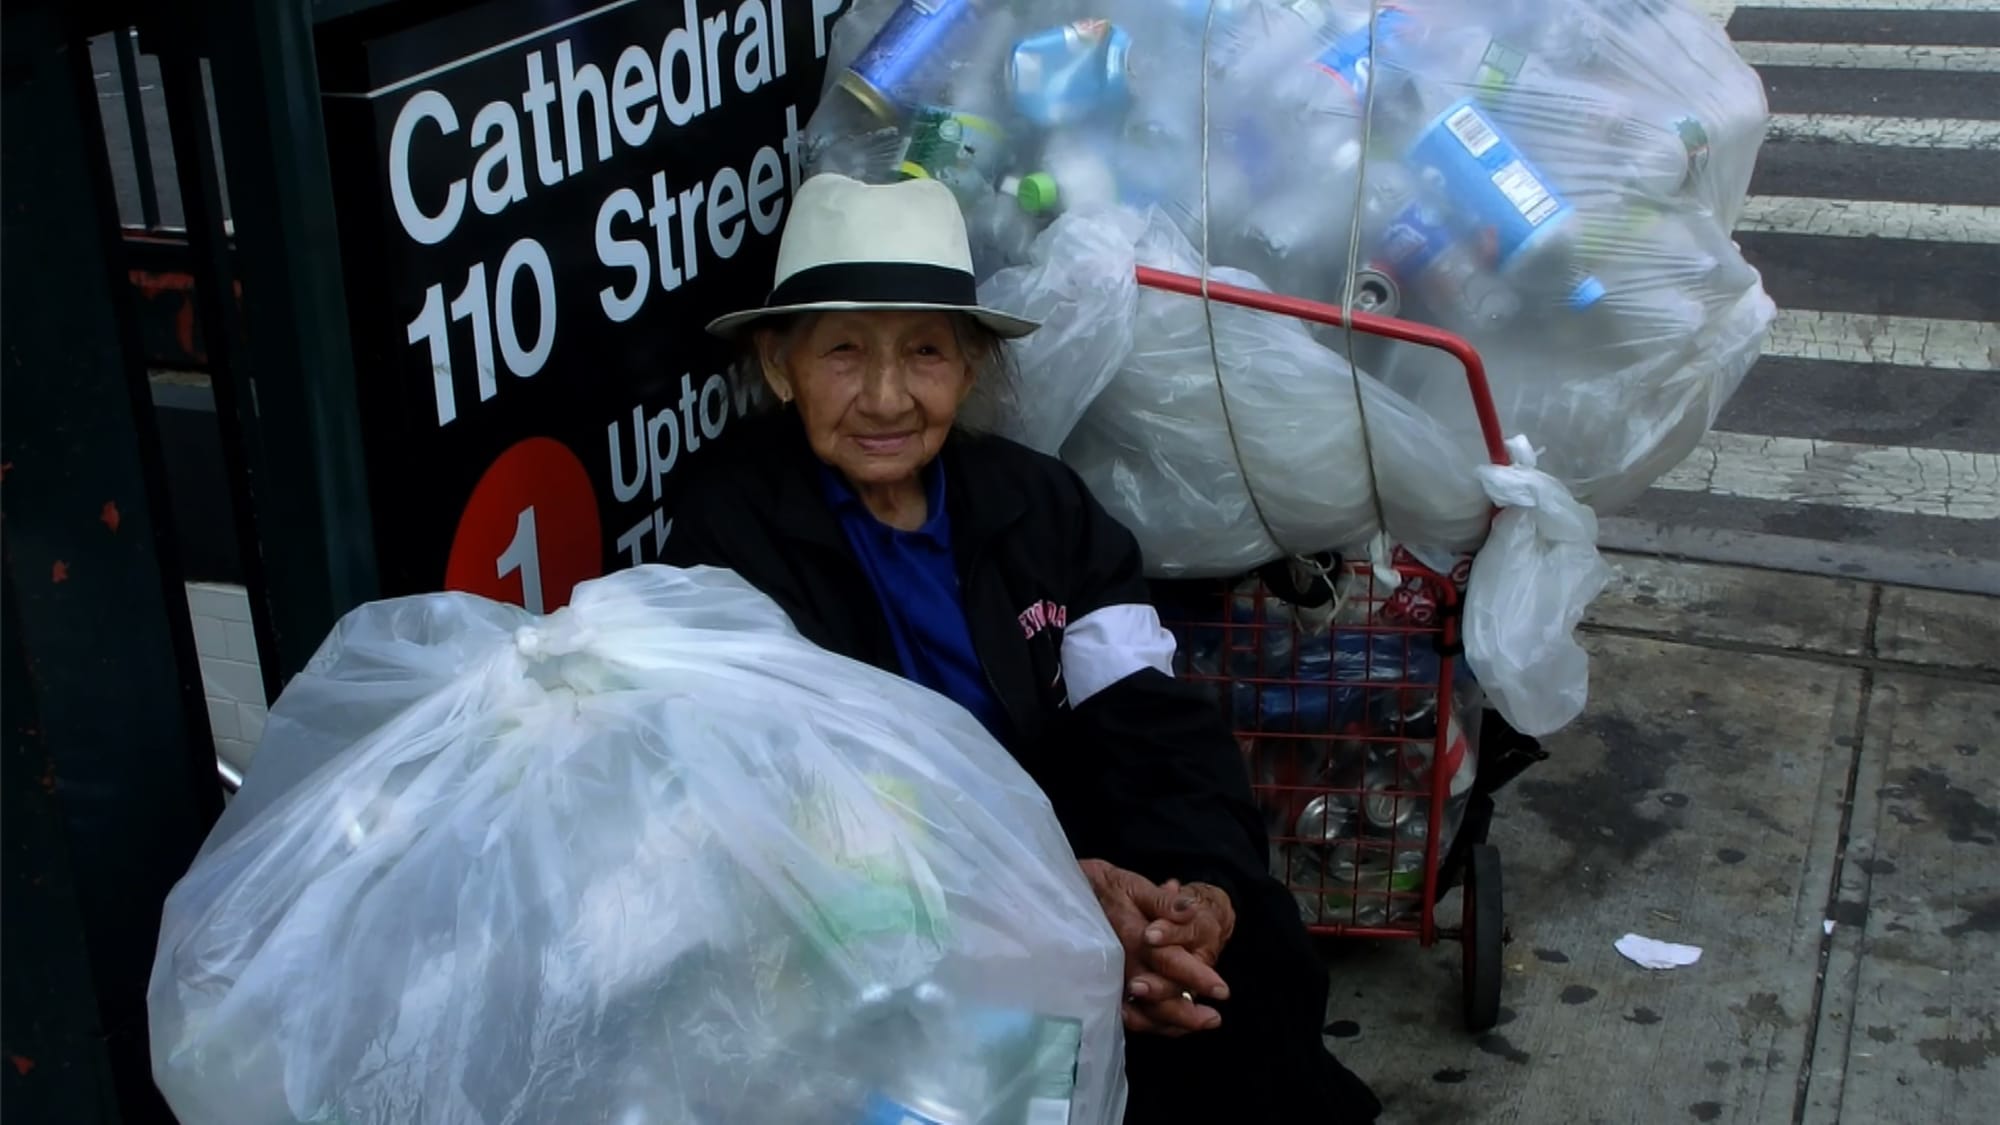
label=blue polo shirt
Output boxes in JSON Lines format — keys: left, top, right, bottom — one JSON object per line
{"left": 820, "top": 463, "right": 1012, "bottom": 742}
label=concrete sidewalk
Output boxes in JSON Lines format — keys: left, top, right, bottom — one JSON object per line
{"left": 1318, "top": 552, "right": 2000, "bottom": 1125}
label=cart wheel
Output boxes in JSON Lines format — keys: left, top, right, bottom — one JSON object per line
{"left": 1461, "top": 844, "right": 1504, "bottom": 1033}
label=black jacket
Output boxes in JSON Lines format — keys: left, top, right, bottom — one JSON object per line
{"left": 663, "top": 411, "right": 1272, "bottom": 899}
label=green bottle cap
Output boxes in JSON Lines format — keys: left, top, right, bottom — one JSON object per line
{"left": 1014, "top": 172, "right": 1059, "bottom": 214}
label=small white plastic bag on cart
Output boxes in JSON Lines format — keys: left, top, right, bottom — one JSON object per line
{"left": 149, "top": 566, "right": 1126, "bottom": 1125}
{"left": 1463, "top": 436, "right": 1614, "bottom": 737}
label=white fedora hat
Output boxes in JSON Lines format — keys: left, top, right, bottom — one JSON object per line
{"left": 705, "top": 173, "right": 1040, "bottom": 339}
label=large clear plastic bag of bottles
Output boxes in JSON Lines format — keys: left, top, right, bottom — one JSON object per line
{"left": 804, "top": 0, "right": 1772, "bottom": 735}
{"left": 149, "top": 566, "right": 1127, "bottom": 1125}
{"left": 808, "top": 0, "right": 1771, "bottom": 528}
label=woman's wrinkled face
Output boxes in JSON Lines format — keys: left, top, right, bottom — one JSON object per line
{"left": 761, "top": 309, "right": 974, "bottom": 490}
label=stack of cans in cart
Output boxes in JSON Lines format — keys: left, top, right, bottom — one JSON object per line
{"left": 1158, "top": 565, "right": 1479, "bottom": 928}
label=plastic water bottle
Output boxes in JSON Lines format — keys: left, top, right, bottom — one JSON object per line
{"left": 1114, "top": 92, "right": 1198, "bottom": 206}
{"left": 1007, "top": 19, "right": 1133, "bottom": 127}
{"left": 1456, "top": 34, "right": 1708, "bottom": 200}
{"left": 1621, "top": 104, "right": 1714, "bottom": 198}
{"left": 1552, "top": 204, "right": 1735, "bottom": 355}
{"left": 898, "top": 107, "right": 1011, "bottom": 209}
{"left": 1358, "top": 162, "right": 1522, "bottom": 328}
{"left": 962, "top": 179, "right": 1047, "bottom": 269}
{"left": 889, "top": 7, "right": 1021, "bottom": 208}
{"left": 1033, "top": 130, "right": 1124, "bottom": 213}
{"left": 1401, "top": 94, "right": 1605, "bottom": 310}
{"left": 1022, "top": 1017, "right": 1085, "bottom": 1125}
{"left": 855, "top": 994, "right": 1057, "bottom": 1125}
{"left": 1310, "top": 5, "right": 1421, "bottom": 108}
{"left": 1213, "top": 0, "right": 1338, "bottom": 93}
{"left": 1236, "top": 179, "right": 1360, "bottom": 302}
{"left": 1320, "top": 18, "right": 1584, "bottom": 207}
{"left": 999, "top": 171, "right": 1060, "bottom": 215}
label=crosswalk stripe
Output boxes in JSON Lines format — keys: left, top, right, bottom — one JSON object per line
{"left": 1731, "top": 1, "right": 2000, "bottom": 11}
{"left": 1736, "top": 196, "right": 2000, "bottom": 242}
{"left": 1766, "top": 113, "right": 2000, "bottom": 150}
{"left": 1668, "top": 0, "right": 2000, "bottom": 564}
{"left": 1765, "top": 310, "right": 2000, "bottom": 372}
{"left": 1656, "top": 432, "right": 2000, "bottom": 519}
{"left": 1735, "top": 42, "right": 2000, "bottom": 71}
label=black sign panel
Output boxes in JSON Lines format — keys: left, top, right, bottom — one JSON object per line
{"left": 318, "top": 0, "right": 848, "bottom": 609}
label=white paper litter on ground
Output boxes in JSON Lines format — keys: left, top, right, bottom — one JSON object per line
{"left": 1616, "top": 932, "right": 1703, "bottom": 970}
{"left": 1824, "top": 919, "right": 1836, "bottom": 935}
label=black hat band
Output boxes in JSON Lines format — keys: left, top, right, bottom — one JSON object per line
{"left": 763, "top": 261, "right": 979, "bottom": 312}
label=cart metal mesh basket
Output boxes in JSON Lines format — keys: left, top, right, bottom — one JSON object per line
{"left": 1137, "top": 264, "right": 1521, "bottom": 1030}
{"left": 1160, "top": 559, "right": 1479, "bottom": 938}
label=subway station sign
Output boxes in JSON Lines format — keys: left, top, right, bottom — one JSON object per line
{"left": 317, "top": 0, "right": 845, "bottom": 609}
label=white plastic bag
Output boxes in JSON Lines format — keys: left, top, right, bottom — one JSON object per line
{"left": 151, "top": 566, "right": 1126, "bottom": 1125}
{"left": 978, "top": 207, "right": 1144, "bottom": 453}
{"left": 1463, "top": 437, "right": 1614, "bottom": 736}
{"left": 1056, "top": 210, "right": 1493, "bottom": 577}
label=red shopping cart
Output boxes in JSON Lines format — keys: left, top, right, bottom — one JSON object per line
{"left": 1136, "top": 266, "right": 1547, "bottom": 1033}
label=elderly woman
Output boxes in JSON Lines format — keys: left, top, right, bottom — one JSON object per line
{"left": 666, "top": 173, "right": 1381, "bottom": 1123}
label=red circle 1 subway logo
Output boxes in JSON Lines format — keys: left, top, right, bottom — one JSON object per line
{"left": 444, "top": 437, "right": 602, "bottom": 613}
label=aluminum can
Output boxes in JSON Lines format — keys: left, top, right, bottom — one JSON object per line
{"left": 1360, "top": 757, "right": 1422, "bottom": 831}
{"left": 1350, "top": 268, "right": 1400, "bottom": 316}
{"left": 1389, "top": 848, "right": 1428, "bottom": 887}
{"left": 842, "top": 0, "right": 984, "bottom": 120}
{"left": 1292, "top": 843, "right": 1395, "bottom": 926}
{"left": 1008, "top": 20, "right": 1133, "bottom": 127}
{"left": 1386, "top": 847, "right": 1428, "bottom": 920}
{"left": 1386, "top": 807, "right": 1431, "bottom": 856}
{"left": 1254, "top": 736, "right": 1336, "bottom": 843}
{"left": 1295, "top": 791, "right": 1358, "bottom": 846}
{"left": 1287, "top": 847, "right": 1335, "bottom": 923}
{"left": 1399, "top": 710, "right": 1475, "bottom": 799}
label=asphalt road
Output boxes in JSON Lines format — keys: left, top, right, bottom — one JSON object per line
{"left": 1606, "top": 0, "right": 2000, "bottom": 594}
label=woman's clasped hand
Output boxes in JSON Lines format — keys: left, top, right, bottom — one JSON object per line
{"left": 1078, "top": 858, "right": 1239, "bottom": 1037}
